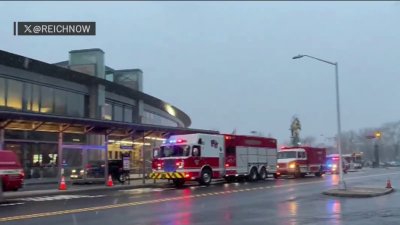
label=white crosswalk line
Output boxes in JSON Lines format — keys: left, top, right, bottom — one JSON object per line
{"left": 120, "top": 188, "right": 173, "bottom": 194}
{"left": 0, "top": 202, "right": 25, "bottom": 207}
{"left": 15, "top": 194, "right": 105, "bottom": 202}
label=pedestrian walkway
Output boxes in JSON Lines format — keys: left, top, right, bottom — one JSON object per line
{"left": 3, "top": 179, "right": 168, "bottom": 200}
{"left": 23, "top": 174, "right": 146, "bottom": 186}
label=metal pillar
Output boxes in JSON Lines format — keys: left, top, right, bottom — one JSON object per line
{"left": 374, "top": 140, "right": 380, "bottom": 168}
{"left": 0, "top": 128, "right": 4, "bottom": 150}
{"left": 57, "top": 131, "right": 63, "bottom": 188}
{"left": 142, "top": 132, "right": 145, "bottom": 184}
{"left": 104, "top": 134, "right": 109, "bottom": 184}
{"left": 82, "top": 146, "right": 88, "bottom": 180}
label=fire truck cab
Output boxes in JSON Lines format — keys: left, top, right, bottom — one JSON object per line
{"left": 276, "top": 146, "right": 326, "bottom": 178}
{"left": 150, "top": 133, "right": 278, "bottom": 187}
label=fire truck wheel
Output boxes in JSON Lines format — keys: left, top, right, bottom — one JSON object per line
{"left": 273, "top": 173, "right": 280, "bottom": 179}
{"left": 173, "top": 179, "right": 185, "bottom": 188}
{"left": 258, "top": 167, "right": 267, "bottom": 180}
{"left": 199, "top": 168, "right": 212, "bottom": 185}
{"left": 315, "top": 172, "right": 322, "bottom": 177}
{"left": 248, "top": 167, "right": 258, "bottom": 182}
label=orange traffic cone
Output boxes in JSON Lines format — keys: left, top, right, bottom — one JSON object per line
{"left": 386, "top": 179, "right": 392, "bottom": 189}
{"left": 107, "top": 175, "right": 114, "bottom": 187}
{"left": 59, "top": 176, "right": 67, "bottom": 190}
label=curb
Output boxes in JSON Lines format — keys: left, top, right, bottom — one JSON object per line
{"left": 3, "top": 182, "right": 168, "bottom": 200}
{"left": 24, "top": 181, "right": 58, "bottom": 186}
{"left": 322, "top": 188, "right": 394, "bottom": 198}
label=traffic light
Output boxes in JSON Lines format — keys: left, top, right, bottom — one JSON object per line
{"left": 374, "top": 131, "right": 382, "bottom": 139}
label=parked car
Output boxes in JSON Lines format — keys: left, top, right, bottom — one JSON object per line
{"left": 70, "top": 160, "right": 105, "bottom": 182}
{"left": 0, "top": 150, "right": 25, "bottom": 191}
{"left": 70, "top": 160, "right": 126, "bottom": 183}
{"left": 386, "top": 161, "right": 400, "bottom": 167}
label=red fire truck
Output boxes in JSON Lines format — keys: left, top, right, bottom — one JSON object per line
{"left": 0, "top": 150, "right": 25, "bottom": 192}
{"left": 276, "top": 146, "right": 326, "bottom": 178}
{"left": 150, "top": 133, "right": 278, "bottom": 187}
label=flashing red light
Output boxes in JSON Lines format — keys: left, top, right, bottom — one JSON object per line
{"left": 177, "top": 139, "right": 186, "bottom": 143}
{"left": 176, "top": 161, "right": 184, "bottom": 169}
{"left": 225, "top": 163, "right": 230, "bottom": 167}
{"left": 185, "top": 173, "right": 190, "bottom": 178}
{"left": 332, "top": 157, "right": 339, "bottom": 160}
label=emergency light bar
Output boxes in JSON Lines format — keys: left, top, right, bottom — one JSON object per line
{"left": 163, "top": 139, "right": 187, "bottom": 144}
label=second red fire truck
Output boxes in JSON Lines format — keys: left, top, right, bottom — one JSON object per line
{"left": 276, "top": 146, "right": 326, "bottom": 178}
{"left": 150, "top": 133, "right": 278, "bottom": 187}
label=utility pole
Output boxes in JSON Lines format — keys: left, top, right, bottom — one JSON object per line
{"left": 374, "top": 131, "right": 382, "bottom": 167}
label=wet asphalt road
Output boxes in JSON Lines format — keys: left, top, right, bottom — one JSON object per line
{"left": 1, "top": 167, "right": 400, "bottom": 225}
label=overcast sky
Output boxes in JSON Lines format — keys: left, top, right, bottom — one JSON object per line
{"left": 1, "top": 1, "right": 399, "bottom": 144}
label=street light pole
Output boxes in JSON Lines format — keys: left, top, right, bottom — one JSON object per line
{"left": 334, "top": 63, "right": 346, "bottom": 190}
{"left": 292, "top": 54, "right": 346, "bottom": 190}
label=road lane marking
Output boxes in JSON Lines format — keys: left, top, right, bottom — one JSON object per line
{"left": 2, "top": 170, "right": 399, "bottom": 222}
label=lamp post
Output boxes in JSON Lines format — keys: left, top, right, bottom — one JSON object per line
{"left": 292, "top": 54, "right": 346, "bottom": 189}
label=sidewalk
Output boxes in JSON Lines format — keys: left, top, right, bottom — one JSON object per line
{"left": 23, "top": 174, "right": 146, "bottom": 186}
{"left": 3, "top": 179, "right": 169, "bottom": 200}
{"left": 323, "top": 187, "right": 394, "bottom": 197}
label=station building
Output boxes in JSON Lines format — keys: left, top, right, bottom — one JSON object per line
{"left": 0, "top": 48, "right": 199, "bottom": 181}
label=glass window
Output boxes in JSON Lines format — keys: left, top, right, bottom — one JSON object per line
{"left": 192, "top": 145, "right": 201, "bottom": 157}
{"left": 66, "top": 92, "right": 84, "bottom": 117}
{"left": 160, "top": 145, "right": 191, "bottom": 157}
{"left": 40, "top": 86, "right": 53, "bottom": 113}
{"left": 54, "top": 89, "right": 67, "bottom": 115}
{"left": 31, "top": 84, "right": 40, "bottom": 112}
{"left": 124, "top": 106, "right": 132, "bottom": 122}
{"left": 6, "top": 79, "right": 23, "bottom": 110}
{"left": 142, "top": 111, "right": 178, "bottom": 127}
{"left": 278, "top": 151, "right": 296, "bottom": 159}
{"left": 114, "top": 104, "right": 123, "bottom": 121}
{"left": 76, "top": 94, "right": 84, "bottom": 117}
{"left": 106, "top": 73, "right": 114, "bottom": 82}
{"left": 103, "top": 103, "right": 112, "bottom": 120}
{"left": 24, "top": 83, "right": 32, "bottom": 111}
{"left": 114, "top": 151, "right": 119, "bottom": 160}
{"left": 0, "top": 77, "right": 5, "bottom": 106}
